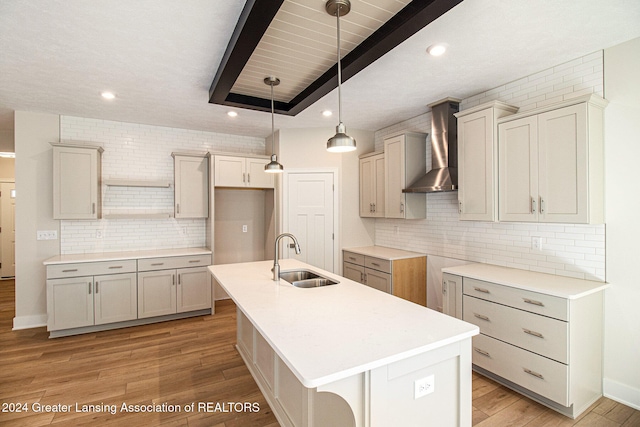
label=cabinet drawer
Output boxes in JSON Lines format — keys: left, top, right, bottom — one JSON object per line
{"left": 365, "top": 256, "right": 391, "bottom": 274}
{"left": 463, "top": 278, "right": 568, "bottom": 321}
{"left": 47, "top": 260, "right": 137, "bottom": 279}
{"left": 138, "top": 255, "right": 211, "bottom": 271}
{"left": 343, "top": 251, "right": 364, "bottom": 266}
{"left": 463, "top": 295, "right": 568, "bottom": 363}
{"left": 472, "top": 334, "right": 569, "bottom": 406}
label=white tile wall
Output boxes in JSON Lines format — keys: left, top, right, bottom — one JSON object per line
{"left": 59, "top": 116, "right": 266, "bottom": 254}
{"left": 373, "top": 51, "right": 606, "bottom": 281}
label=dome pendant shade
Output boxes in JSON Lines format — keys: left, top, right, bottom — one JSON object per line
{"left": 264, "top": 153, "right": 284, "bottom": 173}
{"left": 264, "top": 76, "right": 284, "bottom": 173}
{"left": 327, "top": 122, "right": 356, "bottom": 152}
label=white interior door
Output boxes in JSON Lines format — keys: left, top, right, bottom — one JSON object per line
{"left": 0, "top": 182, "right": 15, "bottom": 278}
{"left": 286, "top": 172, "right": 335, "bottom": 272}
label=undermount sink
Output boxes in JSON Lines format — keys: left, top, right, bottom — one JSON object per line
{"left": 279, "top": 269, "right": 339, "bottom": 288}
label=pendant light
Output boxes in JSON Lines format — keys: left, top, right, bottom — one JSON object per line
{"left": 264, "top": 76, "right": 284, "bottom": 173}
{"left": 326, "top": 0, "right": 356, "bottom": 153}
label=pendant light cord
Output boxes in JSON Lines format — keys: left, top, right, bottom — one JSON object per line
{"left": 336, "top": 4, "right": 343, "bottom": 125}
{"left": 270, "top": 81, "right": 275, "bottom": 154}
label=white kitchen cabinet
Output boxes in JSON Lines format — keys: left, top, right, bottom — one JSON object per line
{"left": 442, "top": 263, "right": 608, "bottom": 418}
{"left": 359, "top": 151, "right": 385, "bottom": 217}
{"left": 137, "top": 255, "right": 212, "bottom": 319}
{"left": 52, "top": 143, "right": 103, "bottom": 220}
{"left": 173, "top": 153, "right": 209, "bottom": 219}
{"left": 46, "top": 260, "right": 138, "bottom": 331}
{"left": 214, "top": 155, "right": 274, "bottom": 189}
{"left": 442, "top": 272, "right": 462, "bottom": 319}
{"left": 498, "top": 95, "right": 607, "bottom": 224}
{"left": 455, "top": 102, "right": 517, "bottom": 221}
{"left": 383, "top": 133, "right": 427, "bottom": 219}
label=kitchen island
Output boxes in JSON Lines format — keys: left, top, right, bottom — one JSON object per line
{"left": 208, "top": 259, "right": 479, "bottom": 427}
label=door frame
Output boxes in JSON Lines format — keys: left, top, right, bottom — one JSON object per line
{"left": 282, "top": 168, "right": 339, "bottom": 273}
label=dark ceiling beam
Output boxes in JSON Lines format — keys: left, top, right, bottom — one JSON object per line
{"left": 208, "top": 0, "right": 284, "bottom": 105}
{"left": 209, "top": 0, "right": 463, "bottom": 115}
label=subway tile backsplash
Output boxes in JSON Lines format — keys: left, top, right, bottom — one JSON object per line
{"left": 373, "top": 51, "right": 605, "bottom": 281}
{"left": 59, "top": 116, "right": 265, "bottom": 254}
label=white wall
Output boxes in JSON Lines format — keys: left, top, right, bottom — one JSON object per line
{"left": 374, "top": 51, "right": 606, "bottom": 282}
{"left": 14, "top": 111, "right": 60, "bottom": 329}
{"left": 278, "top": 127, "right": 376, "bottom": 272}
{"left": 603, "top": 37, "right": 640, "bottom": 409}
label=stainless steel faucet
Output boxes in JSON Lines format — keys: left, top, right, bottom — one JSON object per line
{"left": 272, "top": 233, "right": 301, "bottom": 280}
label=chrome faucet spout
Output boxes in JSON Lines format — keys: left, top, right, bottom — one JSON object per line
{"left": 272, "top": 233, "right": 301, "bottom": 281}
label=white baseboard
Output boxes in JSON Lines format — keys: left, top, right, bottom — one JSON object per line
{"left": 13, "top": 314, "right": 47, "bottom": 330}
{"left": 604, "top": 378, "right": 640, "bottom": 410}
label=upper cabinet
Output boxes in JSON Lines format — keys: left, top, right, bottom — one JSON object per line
{"left": 384, "top": 133, "right": 427, "bottom": 219}
{"left": 498, "top": 95, "right": 607, "bottom": 224}
{"left": 52, "top": 143, "right": 103, "bottom": 220}
{"left": 455, "top": 102, "right": 518, "bottom": 221}
{"left": 214, "top": 155, "right": 274, "bottom": 189}
{"left": 359, "top": 151, "right": 385, "bottom": 218}
{"left": 173, "top": 153, "right": 209, "bottom": 219}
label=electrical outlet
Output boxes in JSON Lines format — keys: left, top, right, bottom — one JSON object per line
{"left": 394, "top": 226, "right": 399, "bottom": 235}
{"left": 96, "top": 230, "right": 103, "bottom": 239}
{"left": 36, "top": 230, "right": 58, "bottom": 240}
{"left": 414, "top": 375, "right": 435, "bottom": 399}
{"left": 532, "top": 236, "right": 542, "bottom": 251}
{"left": 242, "top": 225, "right": 248, "bottom": 233}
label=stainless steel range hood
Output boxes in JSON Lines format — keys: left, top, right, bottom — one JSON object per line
{"left": 403, "top": 98, "right": 460, "bottom": 193}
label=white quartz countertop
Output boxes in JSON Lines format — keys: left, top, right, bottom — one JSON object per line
{"left": 442, "top": 263, "right": 609, "bottom": 299}
{"left": 208, "top": 259, "right": 478, "bottom": 388}
{"left": 43, "top": 247, "right": 212, "bottom": 265}
{"left": 342, "top": 245, "right": 426, "bottom": 260}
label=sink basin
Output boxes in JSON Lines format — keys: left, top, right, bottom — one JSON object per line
{"left": 279, "top": 269, "right": 339, "bottom": 288}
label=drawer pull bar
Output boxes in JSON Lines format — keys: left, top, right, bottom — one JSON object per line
{"left": 474, "top": 313, "right": 490, "bottom": 321}
{"left": 523, "top": 298, "right": 545, "bottom": 307}
{"left": 151, "top": 263, "right": 164, "bottom": 266}
{"left": 371, "top": 262, "right": 381, "bottom": 267}
{"left": 188, "top": 260, "right": 201, "bottom": 263}
{"left": 474, "top": 287, "right": 490, "bottom": 294}
{"left": 62, "top": 269, "right": 78, "bottom": 273}
{"left": 523, "top": 328, "right": 544, "bottom": 339}
{"left": 348, "top": 257, "right": 356, "bottom": 261}
{"left": 523, "top": 368, "right": 544, "bottom": 380}
{"left": 474, "top": 347, "right": 491, "bottom": 358}
{"left": 109, "top": 266, "right": 123, "bottom": 269}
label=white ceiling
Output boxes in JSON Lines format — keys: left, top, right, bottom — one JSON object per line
{"left": 1, "top": 0, "right": 639, "bottom": 140}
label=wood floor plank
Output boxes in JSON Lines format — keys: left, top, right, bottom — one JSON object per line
{"left": 474, "top": 398, "right": 546, "bottom": 426}
{"left": 472, "top": 385, "right": 522, "bottom": 417}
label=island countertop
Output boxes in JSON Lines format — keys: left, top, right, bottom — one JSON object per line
{"left": 208, "top": 259, "right": 478, "bottom": 388}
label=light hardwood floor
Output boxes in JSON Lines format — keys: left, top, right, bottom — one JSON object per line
{"left": 1, "top": 280, "right": 638, "bottom": 426}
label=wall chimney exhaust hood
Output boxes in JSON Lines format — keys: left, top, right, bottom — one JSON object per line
{"left": 403, "top": 98, "right": 460, "bottom": 193}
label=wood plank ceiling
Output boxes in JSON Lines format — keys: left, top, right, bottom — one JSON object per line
{"left": 209, "top": 0, "right": 462, "bottom": 115}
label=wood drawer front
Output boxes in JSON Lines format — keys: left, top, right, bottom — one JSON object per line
{"left": 47, "top": 260, "right": 137, "bottom": 279}
{"left": 472, "top": 334, "right": 569, "bottom": 406}
{"left": 138, "top": 255, "right": 211, "bottom": 271}
{"left": 365, "top": 256, "right": 391, "bottom": 274}
{"left": 343, "top": 251, "right": 364, "bottom": 266}
{"left": 343, "top": 261, "right": 365, "bottom": 284}
{"left": 463, "top": 278, "right": 568, "bottom": 321}
{"left": 463, "top": 296, "right": 568, "bottom": 363}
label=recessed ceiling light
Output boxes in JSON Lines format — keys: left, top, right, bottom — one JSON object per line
{"left": 227, "top": 111, "right": 238, "bottom": 117}
{"left": 427, "top": 44, "right": 447, "bottom": 57}
{"left": 101, "top": 91, "right": 116, "bottom": 100}
{"left": 322, "top": 110, "right": 333, "bottom": 117}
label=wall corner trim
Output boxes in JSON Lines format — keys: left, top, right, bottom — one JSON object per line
{"left": 12, "top": 314, "right": 47, "bottom": 331}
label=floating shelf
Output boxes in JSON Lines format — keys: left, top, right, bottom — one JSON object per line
{"left": 104, "top": 179, "right": 172, "bottom": 188}
{"left": 103, "top": 212, "right": 174, "bottom": 220}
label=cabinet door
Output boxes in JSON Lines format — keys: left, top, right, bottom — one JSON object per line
{"left": 214, "top": 155, "right": 246, "bottom": 187}
{"left": 94, "top": 273, "right": 138, "bottom": 325}
{"left": 384, "top": 135, "right": 406, "bottom": 218}
{"left": 499, "top": 116, "right": 539, "bottom": 222}
{"left": 343, "top": 261, "right": 365, "bottom": 284}
{"left": 247, "top": 158, "right": 274, "bottom": 189}
{"left": 538, "top": 104, "right": 588, "bottom": 223}
{"left": 373, "top": 154, "right": 385, "bottom": 217}
{"left": 458, "top": 108, "right": 495, "bottom": 221}
{"left": 174, "top": 155, "right": 209, "bottom": 218}
{"left": 365, "top": 268, "right": 392, "bottom": 293}
{"left": 359, "top": 157, "right": 375, "bottom": 217}
{"left": 137, "top": 270, "right": 177, "bottom": 318}
{"left": 442, "top": 273, "right": 462, "bottom": 319}
{"left": 53, "top": 146, "right": 100, "bottom": 219}
{"left": 47, "top": 276, "right": 94, "bottom": 330}
{"left": 176, "top": 267, "right": 211, "bottom": 313}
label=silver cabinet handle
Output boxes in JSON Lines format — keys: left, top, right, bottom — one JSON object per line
{"left": 474, "top": 287, "right": 490, "bottom": 294}
{"left": 459, "top": 201, "right": 462, "bottom": 214}
{"left": 95, "top": 281, "right": 99, "bottom": 293}
{"left": 523, "top": 368, "right": 544, "bottom": 380}
{"left": 176, "top": 204, "right": 180, "bottom": 214}
{"left": 88, "top": 282, "right": 92, "bottom": 294}
{"left": 400, "top": 202, "right": 404, "bottom": 214}
{"left": 348, "top": 256, "right": 356, "bottom": 261}
{"left": 178, "top": 274, "right": 181, "bottom": 285}
{"left": 531, "top": 197, "right": 536, "bottom": 213}
{"left": 474, "top": 313, "right": 490, "bottom": 321}
{"left": 371, "top": 262, "right": 381, "bottom": 267}
{"left": 442, "top": 280, "right": 447, "bottom": 295}
{"left": 62, "top": 269, "right": 78, "bottom": 273}
{"left": 360, "top": 272, "right": 364, "bottom": 282}
{"left": 363, "top": 273, "right": 367, "bottom": 285}
{"left": 369, "top": 203, "right": 373, "bottom": 213}
{"left": 92, "top": 203, "right": 96, "bottom": 214}
{"left": 523, "top": 328, "right": 544, "bottom": 339}
{"left": 188, "top": 260, "right": 201, "bottom": 263}
{"left": 373, "top": 203, "right": 376, "bottom": 212}
{"left": 540, "top": 197, "right": 545, "bottom": 213}
{"left": 243, "top": 173, "right": 246, "bottom": 183}
{"left": 474, "top": 347, "right": 491, "bottom": 357}
{"left": 523, "top": 298, "right": 544, "bottom": 307}
{"left": 109, "top": 266, "right": 123, "bottom": 269}
{"left": 248, "top": 173, "right": 250, "bottom": 183}
{"left": 151, "top": 262, "right": 164, "bottom": 266}
{"left": 172, "top": 274, "right": 175, "bottom": 286}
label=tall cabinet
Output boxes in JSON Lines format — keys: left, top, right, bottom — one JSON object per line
{"left": 359, "top": 151, "right": 385, "bottom": 217}
{"left": 384, "top": 133, "right": 427, "bottom": 219}
{"left": 498, "top": 95, "right": 607, "bottom": 224}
